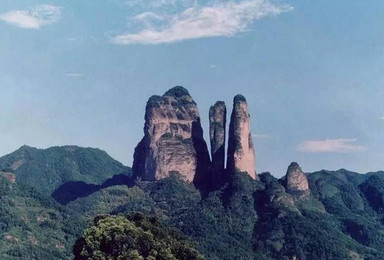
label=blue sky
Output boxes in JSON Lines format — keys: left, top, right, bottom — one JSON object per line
{"left": 1, "top": 0, "right": 384, "bottom": 177}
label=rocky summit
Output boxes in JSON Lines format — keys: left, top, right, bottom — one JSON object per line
{"left": 133, "top": 87, "right": 258, "bottom": 185}
{"left": 285, "top": 162, "right": 309, "bottom": 194}
{"left": 227, "top": 95, "right": 257, "bottom": 179}
{"left": 132, "top": 86, "right": 210, "bottom": 183}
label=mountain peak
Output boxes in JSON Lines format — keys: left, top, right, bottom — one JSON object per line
{"left": 61, "top": 145, "right": 81, "bottom": 152}
{"left": 285, "top": 162, "right": 309, "bottom": 195}
{"left": 163, "top": 86, "right": 191, "bottom": 98}
{"left": 0, "top": 145, "right": 130, "bottom": 195}
{"left": 18, "top": 145, "right": 36, "bottom": 151}
{"left": 227, "top": 94, "right": 257, "bottom": 179}
{"left": 133, "top": 86, "right": 210, "bottom": 183}
{"left": 234, "top": 94, "right": 247, "bottom": 103}
{"left": 288, "top": 162, "right": 300, "bottom": 170}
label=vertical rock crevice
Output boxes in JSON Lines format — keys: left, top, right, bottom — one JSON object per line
{"left": 209, "top": 101, "right": 227, "bottom": 183}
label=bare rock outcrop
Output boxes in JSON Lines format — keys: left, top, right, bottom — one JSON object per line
{"left": 0, "top": 171, "right": 15, "bottom": 183}
{"left": 209, "top": 101, "right": 226, "bottom": 175}
{"left": 132, "top": 86, "right": 210, "bottom": 183}
{"left": 285, "top": 162, "right": 309, "bottom": 194}
{"left": 227, "top": 95, "right": 257, "bottom": 179}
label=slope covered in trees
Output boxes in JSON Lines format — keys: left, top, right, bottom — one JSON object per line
{"left": 73, "top": 213, "right": 203, "bottom": 260}
{"left": 2, "top": 146, "right": 384, "bottom": 259}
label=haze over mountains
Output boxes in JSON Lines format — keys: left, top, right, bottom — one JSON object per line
{"left": 2, "top": 87, "right": 384, "bottom": 259}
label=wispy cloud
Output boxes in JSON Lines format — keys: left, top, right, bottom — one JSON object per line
{"left": 134, "top": 12, "right": 165, "bottom": 22}
{"left": 66, "top": 73, "right": 83, "bottom": 77}
{"left": 0, "top": 5, "right": 61, "bottom": 29}
{"left": 252, "top": 134, "right": 272, "bottom": 139}
{"left": 113, "top": 0, "right": 292, "bottom": 45}
{"left": 298, "top": 139, "right": 366, "bottom": 153}
{"left": 125, "top": 0, "right": 180, "bottom": 8}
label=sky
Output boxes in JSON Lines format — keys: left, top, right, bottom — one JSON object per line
{"left": 1, "top": 0, "right": 384, "bottom": 177}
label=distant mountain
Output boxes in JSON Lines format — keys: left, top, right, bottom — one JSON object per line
{"left": 0, "top": 146, "right": 132, "bottom": 259}
{"left": 0, "top": 145, "right": 131, "bottom": 195}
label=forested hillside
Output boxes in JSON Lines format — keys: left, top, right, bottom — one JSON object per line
{"left": 2, "top": 146, "right": 384, "bottom": 259}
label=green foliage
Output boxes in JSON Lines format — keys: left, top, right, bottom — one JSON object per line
{"left": 0, "top": 175, "right": 12, "bottom": 197}
{"left": 0, "top": 145, "right": 131, "bottom": 195}
{"left": 73, "top": 213, "right": 203, "bottom": 260}
{"left": 0, "top": 182, "right": 73, "bottom": 259}
{"left": 4, "top": 146, "right": 384, "bottom": 259}
{"left": 360, "top": 175, "right": 384, "bottom": 213}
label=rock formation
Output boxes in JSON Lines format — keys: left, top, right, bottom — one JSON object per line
{"left": 285, "top": 162, "right": 309, "bottom": 194}
{"left": 209, "top": 101, "right": 226, "bottom": 175}
{"left": 227, "top": 95, "right": 257, "bottom": 179}
{"left": 133, "top": 86, "right": 210, "bottom": 183}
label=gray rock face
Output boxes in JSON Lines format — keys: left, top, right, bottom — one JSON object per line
{"left": 209, "top": 101, "right": 226, "bottom": 174}
{"left": 285, "top": 162, "right": 309, "bottom": 194}
{"left": 133, "top": 86, "right": 210, "bottom": 183}
{"left": 227, "top": 95, "right": 257, "bottom": 179}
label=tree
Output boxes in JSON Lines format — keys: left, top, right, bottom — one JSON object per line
{"left": 73, "top": 213, "right": 203, "bottom": 260}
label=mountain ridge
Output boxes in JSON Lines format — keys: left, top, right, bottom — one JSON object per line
{"left": 2, "top": 144, "right": 384, "bottom": 259}
{"left": 2, "top": 87, "right": 384, "bottom": 259}
{"left": 0, "top": 145, "right": 131, "bottom": 195}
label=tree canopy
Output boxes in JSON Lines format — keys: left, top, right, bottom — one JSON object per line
{"left": 73, "top": 213, "right": 203, "bottom": 260}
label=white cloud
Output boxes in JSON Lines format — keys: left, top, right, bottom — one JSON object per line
{"left": 113, "top": 0, "right": 292, "bottom": 45}
{"left": 0, "top": 5, "right": 61, "bottom": 29}
{"left": 297, "top": 139, "right": 366, "bottom": 153}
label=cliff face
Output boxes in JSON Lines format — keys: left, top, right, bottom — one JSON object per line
{"left": 133, "top": 88, "right": 259, "bottom": 184}
{"left": 133, "top": 86, "right": 210, "bottom": 183}
{"left": 209, "top": 101, "right": 226, "bottom": 175}
{"left": 227, "top": 95, "right": 257, "bottom": 179}
{"left": 285, "top": 162, "right": 309, "bottom": 194}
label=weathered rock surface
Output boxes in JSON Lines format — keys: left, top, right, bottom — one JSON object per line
{"left": 285, "top": 162, "right": 309, "bottom": 194}
{"left": 209, "top": 101, "right": 226, "bottom": 174}
{"left": 0, "top": 171, "right": 15, "bottom": 183}
{"left": 227, "top": 95, "right": 257, "bottom": 179}
{"left": 133, "top": 86, "right": 210, "bottom": 183}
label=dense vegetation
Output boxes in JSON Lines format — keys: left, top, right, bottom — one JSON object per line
{"left": 73, "top": 213, "right": 203, "bottom": 260}
{"left": 2, "top": 146, "right": 384, "bottom": 259}
{"left": 0, "top": 145, "right": 130, "bottom": 195}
